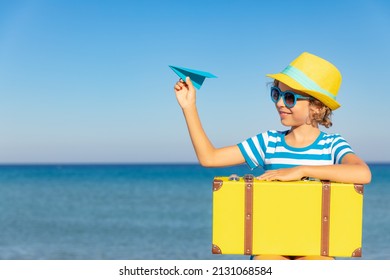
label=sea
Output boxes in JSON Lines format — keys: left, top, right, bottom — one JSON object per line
{"left": 0, "top": 163, "right": 388, "bottom": 260}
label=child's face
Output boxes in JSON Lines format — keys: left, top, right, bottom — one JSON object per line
{"left": 275, "top": 82, "right": 314, "bottom": 127}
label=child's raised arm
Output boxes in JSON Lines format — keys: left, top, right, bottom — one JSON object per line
{"left": 174, "top": 77, "right": 245, "bottom": 167}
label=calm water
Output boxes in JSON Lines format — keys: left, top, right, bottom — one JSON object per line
{"left": 0, "top": 163, "right": 388, "bottom": 260}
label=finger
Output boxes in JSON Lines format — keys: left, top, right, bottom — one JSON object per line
{"left": 175, "top": 79, "right": 187, "bottom": 88}
{"left": 176, "top": 79, "right": 189, "bottom": 89}
{"left": 258, "top": 173, "right": 277, "bottom": 181}
{"left": 185, "top": 76, "right": 195, "bottom": 89}
{"left": 257, "top": 171, "right": 273, "bottom": 178}
{"left": 257, "top": 175, "right": 270, "bottom": 181}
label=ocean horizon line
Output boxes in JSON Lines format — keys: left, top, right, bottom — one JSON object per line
{"left": 0, "top": 162, "right": 388, "bottom": 166}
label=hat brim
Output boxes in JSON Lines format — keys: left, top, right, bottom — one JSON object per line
{"left": 266, "top": 73, "right": 341, "bottom": 110}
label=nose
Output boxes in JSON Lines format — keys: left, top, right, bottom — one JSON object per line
{"left": 276, "top": 95, "right": 285, "bottom": 107}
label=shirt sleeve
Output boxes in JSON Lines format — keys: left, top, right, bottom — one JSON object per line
{"left": 331, "top": 135, "right": 355, "bottom": 164}
{"left": 237, "top": 131, "right": 268, "bottom": 169}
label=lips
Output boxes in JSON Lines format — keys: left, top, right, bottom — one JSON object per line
{"left": 278, "top": 111, "right": 291, "bottom": 117}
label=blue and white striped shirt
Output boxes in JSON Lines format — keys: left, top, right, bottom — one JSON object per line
{"left": 237, "top": 130, "right": 354, "bottom": 170}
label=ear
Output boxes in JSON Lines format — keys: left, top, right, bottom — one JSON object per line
{"left": 306, "top": 102, "right": 321, "bottom": 126}
{"left": 309, "top": 101, "right": 322, "bottom": 114}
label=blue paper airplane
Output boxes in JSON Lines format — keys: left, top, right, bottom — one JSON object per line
{"left": 169, "top": 65, "right": 217, "bottom": 89}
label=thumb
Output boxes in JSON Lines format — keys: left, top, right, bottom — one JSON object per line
{"left": 185, "top": 76, "right": 195, "bottom": 89}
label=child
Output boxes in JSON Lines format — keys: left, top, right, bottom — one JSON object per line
{"left": 173, "top": 52, "right": 371, "bottom": 260}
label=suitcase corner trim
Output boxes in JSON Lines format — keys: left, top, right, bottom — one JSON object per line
{"left": 213, "top": 179, "right": 223, "bottom": 191}
{"left": 212, "top": 244, "right": 222, "bottom": 254}
{"left": 352, "top": 247, "right": 362, "bottom": 257}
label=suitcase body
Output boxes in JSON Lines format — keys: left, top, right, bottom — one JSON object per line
{"left": 212, "top": 175, "right": 364, "bottom": 257}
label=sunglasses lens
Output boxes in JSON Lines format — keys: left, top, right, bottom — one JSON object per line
{"left": 284, "top": 92, "right": 296, "bottom": 107}
{"left": 271, "top": 88, "right": 280, "bottom": 103}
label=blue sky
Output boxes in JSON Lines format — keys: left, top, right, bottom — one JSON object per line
{"left": 0, "top": 0, "right": 388, "bottom": 163}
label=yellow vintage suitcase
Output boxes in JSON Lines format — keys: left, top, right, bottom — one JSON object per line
{"left": 212, "top": 174, "right": 364, "bottom": 257}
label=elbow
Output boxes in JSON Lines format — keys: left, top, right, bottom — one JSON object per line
{"left": 358, "top": 177, "right": 371, "bottom": 185}
{"left": 358, "top": 166, "right": 372, "bottom": 185}
{"left": 198, "top": 153, "right": 219, "bottom": 167}
{"left": 196, "top": 149, "right": 218, "bottom": 167}
{"left": 362, "top": 171, "right": 372, "bottom": 185}
{"left": 198, "top": 158, "right": 214, "bottom": 168}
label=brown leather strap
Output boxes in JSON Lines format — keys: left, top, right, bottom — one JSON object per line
{"left": 244, "top": 174, "right": 254, "bottom": 255}
{"left": 321, "top": 181, "right": 331, "bottom": 256}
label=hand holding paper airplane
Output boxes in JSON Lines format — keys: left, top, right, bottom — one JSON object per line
{"left": 173, "top": 77, "right": 197, "bottom": 110}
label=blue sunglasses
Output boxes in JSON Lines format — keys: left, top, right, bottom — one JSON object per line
{"left": 270, "top": 86, "right": 313, "bottom": 108}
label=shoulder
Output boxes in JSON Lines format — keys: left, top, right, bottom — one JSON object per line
{"left": 243, "top": 130, "right": 285, "bottom": 139}
{"left": 240, "top": 130, "right": 287, "bottom": 149}
{"left": 318, "top": 132, "right": 353, "bottom": 151}
{"left": 264, "top": 130, "right": 288, "bottom": 138}
{"left": 319, "top": 132, "right": 349, "bottom": 142}
{"left": 248, "top": 130, "right": 287, "bottom": 144}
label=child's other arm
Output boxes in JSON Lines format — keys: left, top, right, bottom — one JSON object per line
{"left": 258, "top": 153, "right": 371, "bottom": 184}
{"left": 303, "top": 153, "right": 371, "bottom": 184}
{"left": 174, "top": 77, "right": 245, "bottom": 167}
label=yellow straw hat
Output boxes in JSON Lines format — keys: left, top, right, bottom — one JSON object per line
{"left": 266, "top": 52, "right": 342, "bottom": 110}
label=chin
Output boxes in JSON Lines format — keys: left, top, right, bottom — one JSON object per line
{"left": 280, "top": 119, "right": 292, "bottom": 127}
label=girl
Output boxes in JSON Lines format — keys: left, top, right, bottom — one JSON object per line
{"left": 173, "top": 52, "right": 371, "bottom": 260}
